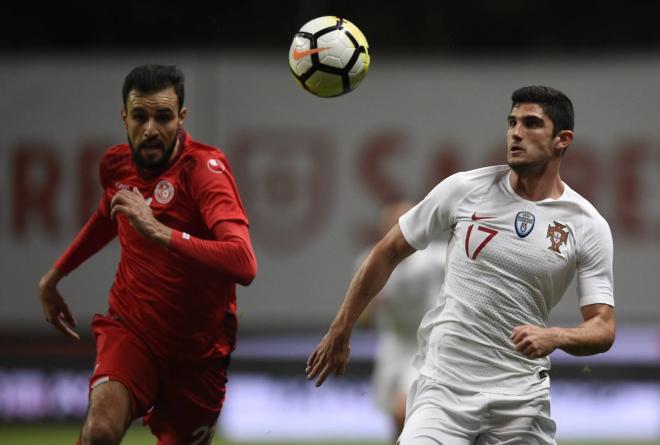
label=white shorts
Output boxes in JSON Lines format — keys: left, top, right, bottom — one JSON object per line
{"left": 398, "top": 375, "right": 556, "bottom": 445}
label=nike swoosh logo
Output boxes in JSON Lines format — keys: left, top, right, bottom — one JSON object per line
{"left": 292, "top": 47, "right": 328, "bottom": 60}
{"left": 471, "top": 212, "right": 496, "bottom": 221}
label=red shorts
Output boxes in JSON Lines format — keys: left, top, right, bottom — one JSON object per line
{"left": 89, "top": 314, "right": 229, "bottom": 445}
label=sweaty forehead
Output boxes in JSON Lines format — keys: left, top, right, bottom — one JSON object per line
{"left": 126, "top": 88, "right": 178, "bottom": 111}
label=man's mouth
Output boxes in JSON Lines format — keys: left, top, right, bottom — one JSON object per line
{"left": 140, "top": 141, "right": 164, "bottom": 152}
{"left": 510, "top": 145, "right": 525, "bottom": 153}
{"left": 139, "top": 144, "right": 165, "bottom": 160}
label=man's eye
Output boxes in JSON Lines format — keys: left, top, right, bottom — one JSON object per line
{"left": 156, "top": 114, "right": 173, "bottom": 123}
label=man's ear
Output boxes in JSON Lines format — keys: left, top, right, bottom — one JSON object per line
{"left": 178, "top": 107, "right": 188, "bottom": 126}
{"left": 555, "top": 130, "right": 574, "bottom": 154}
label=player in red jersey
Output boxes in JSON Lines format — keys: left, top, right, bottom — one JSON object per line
{"left": 37, "top": 64, "right": 257, "bottom": 445}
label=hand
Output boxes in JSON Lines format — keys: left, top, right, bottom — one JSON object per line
{"left": 110, "top": 187, "right": 170, "bottom": 245}
{"left": 511, "top": 325, "right": 559, "bottom": 359}
{"left": 38, "top": 269, "right": 79, "bottom": 340}
{"left": 306, "top": 329, "right": 351, "bottom": 387}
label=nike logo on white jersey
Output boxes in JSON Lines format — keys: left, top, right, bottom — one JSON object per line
{"left": 471, "top": 212, "right": 495, "bottom": 221}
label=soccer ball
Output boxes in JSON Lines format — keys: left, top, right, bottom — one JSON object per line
{"left": 288, "top": 16, "right": 370, "bottom": 98}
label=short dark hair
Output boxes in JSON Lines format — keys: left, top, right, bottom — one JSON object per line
{"left": 511, "top": 86, "right": 574, "bottom": 136}
{"left": 122, "top": 64, "right": 185, "bottom": 110}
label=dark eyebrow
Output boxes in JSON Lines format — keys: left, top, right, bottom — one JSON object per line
{"left": 130, "top": 106, "right": 174, "bottom": 114}
{"left": 522, "top": 115, "right": 545, "bottom": 124}
{"left": 508, "top": 114, "right": 544, "bottom": 122}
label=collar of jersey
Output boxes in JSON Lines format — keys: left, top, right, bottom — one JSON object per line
{"left": 503, "top": 169, "right": 569, "bottom": 204}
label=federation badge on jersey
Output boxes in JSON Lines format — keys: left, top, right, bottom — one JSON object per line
{"left": 207, "top": 158, "right": 226, "bottom": 174}
{"left": 514, "top": 211, "right": 535, "bottom": 238}
{"left": 154, "top": 180, "right": 175, "bottom": 204}
{"left": 547, "top": 221, "right": 569, "bottom": 253}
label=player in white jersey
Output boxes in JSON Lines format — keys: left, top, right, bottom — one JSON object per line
{"left": 306, "top": 86, "right": 615, "bottom": 444}
{"left": 358, "top": 201, "right": 446, "bottom": 437}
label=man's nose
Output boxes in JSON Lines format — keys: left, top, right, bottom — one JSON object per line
{"left": 510, "top": 123, "right": 523, "bottom": 140}
{"left": 144, "top": 118, "right": 158, "bottom": 137}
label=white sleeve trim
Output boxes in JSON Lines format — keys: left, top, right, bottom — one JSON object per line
{"left": 399, "top": 219, "right": 425, "bottom": 251}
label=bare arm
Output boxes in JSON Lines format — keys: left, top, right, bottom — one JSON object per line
{"left": 38, "top": 267, "right": 79, "bottom": 340}
{"left": 511, "top": 303, "right": 616, "bottom": 359}
{"left": 38, "top": 207, "right": 117, "bottom": 340}
{"left": 554, "top": 303, "right": 616, "bottom": 355}
{"left": 306, "top": 224, "right": 416, "bottom": 386}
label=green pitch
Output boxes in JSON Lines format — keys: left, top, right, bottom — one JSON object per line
{"left": 2, "top": 423, "right": 659, "bottom": 445}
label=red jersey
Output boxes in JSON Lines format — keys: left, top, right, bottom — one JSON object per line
{"left": 95, "top": 133, "right": 250, "bottom": 361}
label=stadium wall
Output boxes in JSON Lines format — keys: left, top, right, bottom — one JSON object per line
{"left": 1, "top": 53, "right": 659, "bottom": 333}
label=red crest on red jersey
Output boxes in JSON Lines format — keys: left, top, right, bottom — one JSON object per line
{"left": 154, "top": 180, "right": 175, "bottom": 204}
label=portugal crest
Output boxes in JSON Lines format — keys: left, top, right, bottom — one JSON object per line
{"left": 514, "top": 211, "right": 535, "bottom": 238}
{"left": 547, "top": 221, "right": 569, "bottom": 253}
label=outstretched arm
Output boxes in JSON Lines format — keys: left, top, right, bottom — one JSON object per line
{"left": 39, "top": 206, "right": 118, "bottom": 340}
{"left": 511, "top": 303, "right": 615, "bottom": 359}
{"left": 306, "top": 224, "right": 416, "bottom": 386}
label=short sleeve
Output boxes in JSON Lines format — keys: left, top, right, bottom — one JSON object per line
{"left": 189, "top": 154, "right": 249, "bottom": 229}
{"left": 576, "top": 213, "right": 614, "bottom": 307}
{"left": 399, "top": 171, "right": 469, "bottom": 250}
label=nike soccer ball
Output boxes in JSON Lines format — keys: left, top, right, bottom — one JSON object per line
{"left": 288, "top": 16, "right": 370, "bottom": 98}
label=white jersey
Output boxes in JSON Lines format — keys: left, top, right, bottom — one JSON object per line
{"left": 399, "top": 165, "right": 614, "bottom": 395}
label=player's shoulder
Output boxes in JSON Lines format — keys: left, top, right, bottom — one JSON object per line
{"left": 563, "top": 184, "right": 611, "bottom": 232}
{"left": 185, "top": 138, "right": 228, "bottom": 159}
{"left": 436, "top": 165, "right": 508, "bottom": 195}
{"left": 99, "top": 143, "right": 132, "bottom": 179}
{"left": 456, "top": 165, "right": 509, "bottom": 182}
{"left": 183, "top": 138, "right": 232, "bottom": 174}
{"left": 100, "top": 143, "right": 131, "bottom": 166}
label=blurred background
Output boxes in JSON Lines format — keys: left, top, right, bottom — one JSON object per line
{"left": 1, "top": 1, "right": 660, "bottom": 443}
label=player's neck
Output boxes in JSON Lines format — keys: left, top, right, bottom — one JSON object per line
{"left": 509, "top": 162, "right": 564, "bottom": 201}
